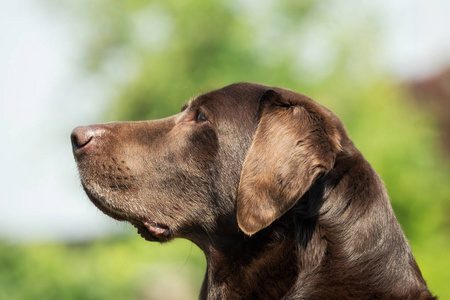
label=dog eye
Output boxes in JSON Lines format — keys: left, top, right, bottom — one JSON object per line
{"left": 196, "top": 112, "right": 207, "bottom": 122}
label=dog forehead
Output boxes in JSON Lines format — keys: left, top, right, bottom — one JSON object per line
{"left": 190, "top": 82, "right": 267, "bottom": 114}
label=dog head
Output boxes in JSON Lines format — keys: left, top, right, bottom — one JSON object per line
{"left": 71, "top": 83, "right": 343, "bottom": 243}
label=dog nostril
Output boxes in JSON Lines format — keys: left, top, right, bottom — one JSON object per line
{"left": 71, "top": 126, "right": 95, "bottom": 152}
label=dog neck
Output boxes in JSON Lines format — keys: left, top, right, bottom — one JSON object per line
{"left": 195, "top": 151, "right": 434, "bottom": 299}
{"left": 197, "top": 217, "right": 303, "bottom": 299}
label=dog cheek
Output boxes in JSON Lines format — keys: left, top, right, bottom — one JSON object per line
{"left": 185, "top": 128, "right": 219, "bottom": 168}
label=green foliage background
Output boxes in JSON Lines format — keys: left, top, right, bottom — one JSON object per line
{"left": 2, "top": 0, "right": 449, "bottom": 299}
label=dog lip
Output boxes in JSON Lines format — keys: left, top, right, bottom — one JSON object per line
{"left": 131, "top": 219, "right": 171, "bottom": 242}
{"left": 144, "top": 221, "right": 170, "bottom": 237}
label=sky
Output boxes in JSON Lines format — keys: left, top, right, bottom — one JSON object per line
{"left": 378, "top": 0, "right": 450, "bottom": 79}
{"left": 0, "top": 0, "right": 121, "bottom": 242}
{"left": 0, "top": 0, "right": 449, "bottom": 243}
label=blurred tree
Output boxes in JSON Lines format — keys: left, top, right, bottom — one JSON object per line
{"left": 37, "top": 0, "right": 450, "bottom": 297}
{"left": 49, "top": 0, "right": 335, "bottom": 120}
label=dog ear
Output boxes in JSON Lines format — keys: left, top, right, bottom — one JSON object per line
{"left": 237, "top": 90, "right": 341, "bottom": 235}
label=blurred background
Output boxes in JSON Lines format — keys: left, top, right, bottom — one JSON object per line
{"left": 1, "top": 0, "right": 449, "bottom": 299}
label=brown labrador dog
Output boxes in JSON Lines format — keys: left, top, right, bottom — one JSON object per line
{"left": 71, "top": 83, "right": 435, "bottom": 299}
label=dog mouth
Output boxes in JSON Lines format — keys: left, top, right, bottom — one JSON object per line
{"left": 131, "top": 220, "right": 170, "bottom": 242}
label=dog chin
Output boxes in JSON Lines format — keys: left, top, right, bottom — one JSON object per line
{"left": 82, "top": 183, "right": 172, "bottom": 242}
{"left": 82, "top": 183, "right": 129, "bottom": 222}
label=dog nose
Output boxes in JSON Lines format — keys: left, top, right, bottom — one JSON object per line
{"left": 71, "top": 126, "right": 95, "bottom": 152}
